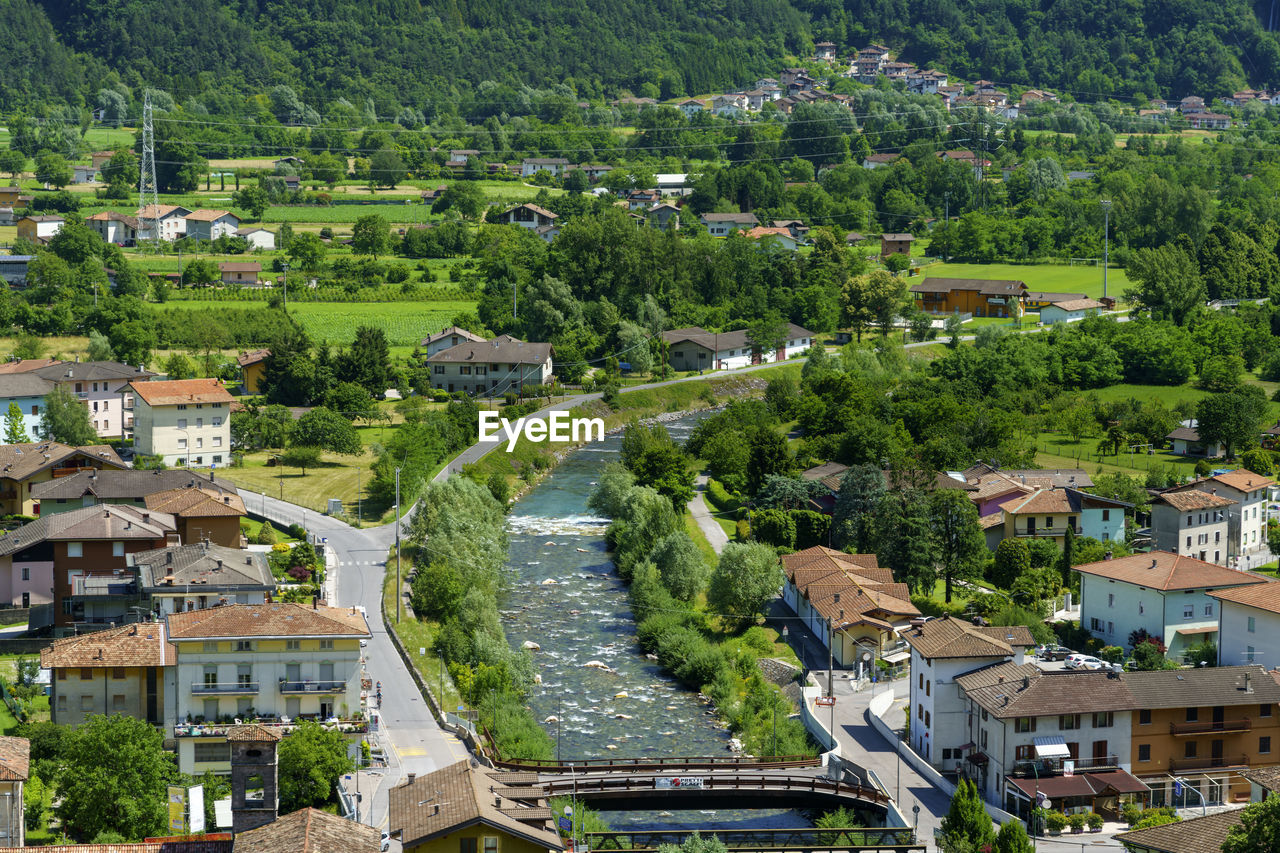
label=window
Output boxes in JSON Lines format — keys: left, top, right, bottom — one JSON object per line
{"left": 484, "top": 839, "right": 499, "bottom": 853}
{"left": 460, "top": 366, "right": 472, "bottom": 375}
{"left": 56, "top": 695, "right": 66, "bottom": 712}
{"left": 1045, "top": 516, "right": 1054, "bottom": 528}
{"left": 1014, "top": 744, "right": 1035, "bottom": 761}
{"left": 30, "top": 405, "right": 36, "bottom": 415}
{"left": 1263, "top": 704, "right": 1273, "bottom": 719}
{"left": 213, "top": 418, "right": 222, "bottom": 428}
{"left": 320, "top": 639, "right": 334, "bottom": 650}
{"left": 1205, "top": 603, "right": 1213, "bottom": 617}
{"left": 925, "top": 711, "right": 931, "bottom": 726}
{"left": 1184, "top": 605, "right": 1194, "bottom": 618}
{"left": 196, "top": 418, "right": 203, "bottom": 428}
{"left": 1249, "top": 646, "right": 1256, "bottom": 663}
{"left": 56, "top": 670, "right": 65, "bottom": 681}
{"left": 20, "top": 567, "right": 28, "bottom": 581}
{"left": 1185, "top": 741, "right": 1197, "bottom": 758}
{"left": 1014, "top": 717, "right": 1036, "bottom": 733}
{"left": 1140, "top": 709, "right": 1152, "bottom": 725}
{"left": 925, "top": 680, "right": 930, "bottom": 696}
{"left": 203, "top": 667, "right": 217, "bottom": 687}
{"left": 196, "top": 437, "right": 203, "bottom": 449}
{"left": 1092, "top": 712, "right": 1113, "bottom": 728}
{"left": 917, "top": 704, "right": 923, "bottom": 720}
{"left": 177, "top": 404, "right": 187, "bottom": 410}
{"left": 433, "top": 366, "right": 445, "bottom": 375}
{"left": 67, "top": 542, "right": 82, "bottom": 558}
{"left": 103, "top": 400, "right": 108, "bottom": 411}
{"left": 177, "top": 418, "right": 187, "bottom": 429}
{"left": 80, "top": 695, "right": 93, "bottom": 711}
{"left": 286, "top": 640, "right": 300, "bottom": 651}
{"left": 112, "top": 668, "right": 125, "bottom": 680}
{"left": 112, "top": 694, "right": 126, "bottom": 711}
{"left": 235, "top": 640, "right": 253, "bottom": 652}
{"left": 1059, "top": 714, "right": 1081, "bottom": 730}
{"left": 194, "top": 741, "right": 230, "bottom": 763}
{"left": 178, "top": 438, "right": 187, "bottom": 449}
{"left": 1186, "top": 707, "right": 1199, "bottom": 722}
{"left": 460, "top": 840, "right": 478, "bottom": 853}
{"left": 80, "top": 668, "right": 92, "bottom": 680}
{"left": 918, "top": 673, "right": 923, "bottom": 689}
{"left": 981, "top": 730, "right": 988, "bottom": 749}
{"left": 1108, "top": 594, "right": 1114, "bottom": 607}
{"left": 213, "top": 455, "right": 222, "bottom": 464}
{"left": 981, "top": 709, "right": 988, "bottom": 721}
{"left": 212, "top": 402, "right": 223, "bottom": 409}
{"left": 1186, "top": 536, "right": 1192, "bottom": 548}
{"left": 203, "top": 642, "right": 218, "bottom": 653}
{"left": 237, "top": 665, "right": 252, "bottom": 688}
{"left": 1138, "top": 744, "right": 1151, "bottom": 761}
{"left": 1249, "top": 616, "right": 1257, "bottom": 633}
{"left": 1262, "top": 736, "right": 1272, "bottom": 755}
{"left": 112, "top": 542, "right": 124, "bottom": 557}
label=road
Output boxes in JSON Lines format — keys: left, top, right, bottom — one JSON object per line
{"left": 688, "top": 475, "right": 730, "bottom": 553}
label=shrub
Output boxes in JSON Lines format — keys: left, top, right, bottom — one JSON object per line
{"left": 1086, "top": 813, "right": 1103, "bottom": 830}
{"left": 735, "top": 519, "right": 751, "bottom": 541}
{"left": 1067, "top": 813, "right": 1086, "bottom": 832}
{"left": 741, "top": 626, "right": 774, "bottom": 655}
{"left": 706, "top": 479, "right": 742, "bottom": 512}
{"left": 256, "top": 521, "right": 279, "bottom": 545}
{"left": 1045, "top": 811, "right": 1067, "bottom": 832}
{"left": 288, "top": 523, "right": 307, "bottom": 540}
{"left": 1121, "top": 803, "right": 1142, "bottom": 827}
{"left": 1099, "top": 645, "right": 1124, "bottom": 663}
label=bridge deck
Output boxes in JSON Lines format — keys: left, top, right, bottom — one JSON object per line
{"left": 585, "top": 827, "right": 922, "bottom": 853}
{"left": 534, "top": 770, "right": 890, "bottom": 810}
{"left": 494, "top": 755, "right": 822, "bottom": 773}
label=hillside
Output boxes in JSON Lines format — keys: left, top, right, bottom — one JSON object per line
{"left": 2, "top": 0, "right": 1280, "bottom": 110}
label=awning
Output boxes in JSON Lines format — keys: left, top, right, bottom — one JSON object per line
{"left": 1033, "top": 736, "right": 1072, "bottom": 759}
{"left": 1176, "top": 626, "right": 1217, "bottom": 636}
{"left": 966, "top": 752, "right": 989, "bottom": 766}
{"left": 957, "top": 742, "right": 975, "bottom": 751}
{"left": 882, "top": 649, "right": 911, "bottom": 664}
{"left": 1007, "top": 769, "right": 1150, "bottom": 801}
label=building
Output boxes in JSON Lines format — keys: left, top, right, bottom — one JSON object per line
{"left": 901, "top": 616, "right": 1036, "bottom": 767}
{"left": 1185, "top": 112, "right": 1230, "bottom": 130}
{"left": 674, "top": 98, "right": 707, "bottom": 118}
{"left": 235, "top": 226, "right": 276, "bottom": 251}
{"left": 86, "top": 211, "right": 140, "bottom": 245}
{"left": 879, "top": 233, "right": 914, "bottom": 258}
{"left": 1149, "top": 490, "right": 1235, "bottom": 564}
{"left": 421, "top": 327, "right": 486, "bottom": 358}
{"left": 862, "top": 153, "right": 900, "bottom": 169}
{"left": 994, "top": 487, "right": 1130, "bottom": 549}
{"left": 780, "top": 546, "right": 918, "bottom": 673}
{"left": 126, "top": 379, "right": 235, "bottom": 468}
{"left": 910, "top": 278, "right": 1027, "bottom": 318}
{"left": 28, "top": 360, "right": 156, "bottom": 437}
{"left": 0, "top": 373, "right": 54, "bottom": 440}
{"left": 236, "top": 806, "right": 380, "bottom": 853}
{"left": 0, "top": 442, "right": 126, "bottom": 517}
{"left": 1210, "top": 582, "right": 1280, "bottom": 667}
{"left": 0, "top": 257, "right": 32, "bottom": 287}
{"left": 390, "top": 759, "right": 563, "bottom": 853}
{"left": 500, "top": 203, "right": 558, "bottom": 231}
{"left": 1074, "top": 551, "right": 1272, "bottom": 658}
{"left": 1165, "top": 420, "right": 1226, "bottom": 457}
{"left": 15, "top": 216, "right": 63, "bottom": 243}
{"left": 1024, "top": 291, "right": 1087, "bottom": 310}
{"left": 30, "top": 468, "right": 240, "bottom": 517}
{"left": 814, "top": 41, "right": 837, "bottom": 60}
{"left": 646, "top": 203, "right": 681, "bottom": 231}
{"left": 426, "top": 337, "right": 553, "bottom": 396}
{"left": 741, "top": 226, "right": 799, "bottom": 250}
{"left": 520, "top": 158, "right": 570, "bottom": 177}
{"left": 699, "top": 212, "right": 759, "bottom": 236}
{"left": 1115, "top": 809, "right": 1243, "bottom": 853}
{"left": 1165, "top": 470, "right": 1276, "bottom": 565}
{"left": 142, "top": 485, "right": 246, "bottom": 548}
{"left": 0, "top": 738, "right": 27, "bottom": 846}
{"left": 236, "top": 350, "right": 270, "bottom": 394}
{"left": 661, "top": 324, "right": 813, "bottom": 371}
{"left": 184, "top": 210, "right": 242, "bottom": 242}
{"left": 41, "top": 621, "right": 173, "bottom": 726}
{"left": 1039, "top": 297, "right": 1106, "bottom": 324}
{"left": 1241, "top": 764, "right": 1280, "bottom": 801}
{"left": 130, "top": 543, "right": 273, "bottom": 617}
{"left": 167, "top": 603, "right": 370, "bottom": 774}
{"left": 135, "top": 205, "right": 193, "bottom": 242}
{"left": 219, "top": 262, "right": 261, "bottom": 286}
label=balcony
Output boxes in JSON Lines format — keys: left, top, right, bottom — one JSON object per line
{"left": 192, "top": 681, "right": 258, "bottom": 694}
{"left": 1016, "top": 527, "right": 1083, "bottom": 537}
{"left": 278, "top": 679, "right": 345, "bottom": 694}
{"left": 1170, "top": 718, "right": 1252, "bottom": 736}
{"left": 1169, "top": 754, "right": 1249, "bottom": 772}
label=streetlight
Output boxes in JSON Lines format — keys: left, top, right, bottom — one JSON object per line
{"left": 394, "top": 466, "right": 401, "bottom": 622}
{"left": 280, "top": 261, "right": 290, "bottom": 312}
{"left": 1100, "top": 199, "right": 1112, "bottom": 300}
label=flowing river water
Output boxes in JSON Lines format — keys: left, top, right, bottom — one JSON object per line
{"left": 499, "top": 413, "right": 813, "bottom": 831}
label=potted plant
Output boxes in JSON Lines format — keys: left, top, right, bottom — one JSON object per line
{"left": 1045, "top": 811, "right": 1066, "bottom": 836}
{"left": 1068, "top": 813, "right": 1086, "bottom": 834}
{"left": 1087, "top": 813, "right": 1104, "bottom": 832}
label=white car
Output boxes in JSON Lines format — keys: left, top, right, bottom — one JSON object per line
{"left": 1065, "top": 654, "right": 1104, "bottom": 670}
{"left": 381, "top": 831, "right": 390, "bottom": 852}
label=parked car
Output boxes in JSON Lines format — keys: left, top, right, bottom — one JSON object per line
{"left": 1065, "top": 654, "right": 1104, "bottom": 670}
{"left": 381, "top": 831, "right": 390, "bottom": 852}
{"left": 1036, "top": 644, "right": 1073, "bottom": 661}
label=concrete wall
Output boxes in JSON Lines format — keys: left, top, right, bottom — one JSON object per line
{"left": 1217, "top": 600, "right": 1279, "bottom": 667}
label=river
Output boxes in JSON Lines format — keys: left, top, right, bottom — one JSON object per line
{"left": 499, "top": 413, "right": 813, "bottom": 831}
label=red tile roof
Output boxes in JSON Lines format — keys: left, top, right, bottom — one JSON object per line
{"left": 128, "top": 378, "right": 234, "bottom": 406}
{"left": 1073, "top": 551, "right": 1272, "bottom": 591}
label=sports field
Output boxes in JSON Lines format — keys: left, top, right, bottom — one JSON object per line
{"left": 921, "top": 262, "right": 1130, "bottom": 300}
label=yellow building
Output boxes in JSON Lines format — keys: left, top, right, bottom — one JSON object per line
{"left": 40, "top": 622, "right": 172, "bottom": 727}
{"left": 391, "top": 760, "right": 564, "bottom": 853}
{"left": 236, "top": 350, "right": 270, "bottom": 394}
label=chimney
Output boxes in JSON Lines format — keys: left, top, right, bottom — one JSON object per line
{"left": 407, "top": 773, "right": 416, "bottom": 784}
{"left": 215, "top": 559, "right": 223, "bottom": 570}
{"left": 312, "top": 597, "right": 318, "bottom": 610}
{"left": 1246, "top": 673, "right": 1254, "bottom": 694}
{"left": 1151, "top": 558, "right": 1158, "bottom": 569}
{"left": 166, "top": 552, "right": 172, "bottom": 565}
{"left": 141, "top": 513, "right": 149, "bottom": 522}
{"left": 495, "top": 795, "right": 502, "bottom": 807}
{"left": 433, "top": 804, "right": 440, "bottom": 816}
{"left": 1022, "top": 675, "right": 1030, "bottom": 690}
{"left": 833, "top": 593, "right": 840, "bottom": 604}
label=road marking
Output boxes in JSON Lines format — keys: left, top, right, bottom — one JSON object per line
{"left": 398, "top": 747, "right": 429, "bottom": 756}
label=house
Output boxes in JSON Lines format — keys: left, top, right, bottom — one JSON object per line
{"left": 937, "top": 149, "right": 993, "bottom": 176}
{"left": 1024, "top": 291, "right": 1087, "bottom": 310}
{"left": 71, "top": 164, "right": 98, "bottom": 184}
{"left": 0, "top": 188, "right": 30, "bottom": 209}
{"left": 237, "top": 806, "right": 381, "bottom": 853}
{"left": 520, "top": 158, "right": 570, "bottom": 178}
{"left": 1074, "top": 551, "right": 1272, "bottom": 658}
{"left": 15, "top": 215, "right": 63, "bottom": 243}
{"left": 772, "top": 219, "right": 810, "bottom": 240}
{"left": 1149, "top": 490, "right": 1235, "bottom": 564}
{"left": 1165, "top": 470, "right": 1276, "bottom": 565}
{"left": 879, "top": 233, "right": 914, "bottom": 258}
{"left": 661, "top": 324, "right": 813, "bottom": 371}
{"left": 236, "top": 349, "right": 270, "bottom": 394}
{"left": 426, "top": 337, "right": 553, "bottom": 396}
{"left": 901, "top": 616, "right": 1036, "bottom": 768}
{"left": 448, "top": 150, "right": 478, "bottom": 165}
{"left": 907, "top": 70, "right": 948, "bottom": 94}
{"left": 135, "top": 205, "right": 193, "bottom": 241}
{"left": 90, "top": 151, "right": 116, "bottom": 170}
{"left": 30, "top": 468, "right": 239, "bottom": 517}
{"left": 1165, "top": 419, "right": 1226, "bottom": 457}
{"left": 500, "top": 203, "right": 558, "bottom": 231}
{"left": 1115, "top": 809, "right": 1244, "bottom": 853}
{"left": 1019, "top": 89, "right": 1059, "bottom": 106}
{"left": 272, "top": 156, "right": 304, "bottom": 169}
{"left": 573, "top": 164, "right": 613, "bottom": 182}
{"left": 844, "top": 232, "right": 865, "bottom": 245}
{"left": 741, "top": 226, "right": 799, "bottom": 250}
{"left": 86, "top": 211, "right": 140, "bottom": 245}
{"left": 534, "top": 224, "right": 561, "bottom": 244}
{"left": 673, "top": 98, "right": 707, "bottom": 118}
{"left": 390, "top": 759, "right": 563, "bottom": 853}
{"left": 1185, "top": 112, "right": 1231, "bottom": 130}
{"left": 1209, "top": 582, "right": 1280, "bottom": 669}
{"left": 712, "top": 94, "right": 748, "bottom": 117}
{"left": 235, "top": 226, "right": 275, "bottom": 250}
{"left": 910, "top": 277, "right": 1028, "bottom": 318}
{"left": 27, "top": 360, "right": 156, "bottom": 437}
{"left": 421, "top": 327, "right": 486, "bottom": 358}
{"left": 219, "top": 261, "right": 261, "bottom": 286}
{"left": 699, "top": 212, "right": 759, "bottom": 236}
{"left": 646, "top": 203, "right": 681, "bottom": 231}
{"left": 741, "top": 89, "right": 773, "bottom": 111}
{"left": 0, "top": 504, "right": 178, "bottom": 627}
{"left": 125, "top": 378, "right": 235, "bottom": 468}
{"left": 0, "top": 442, "right": 126, "bottom": 517}
{"left": 814, "top": 41, "right": 837, "bottom": 61}
{"left": 143, "top": 485, "right": 247, "bottom": 548}
{"left": 625, "top": 189, "right": 660, "bottom": 210}
{"left": 0, "top": 257, "right": 32, "bottom": 287}
{"left": 1179, "top": 96, "right": 1206, "bottom": 113}
{"left": 862, "top": 153, "right": 900, "bottom": 169}
{"left": 780, "top": 547, "right": 918, "bottom": 673}
{"left": 420, "top": 185, "right": 448, "bottom": 202}
{"left": 0, "top": 738, "right": 27, "bottom": 846}
{"left": 42, "top": 622, "right": 173, "bottom": 726}
{"left": 1039, "top": 297, "right": 1106, "bottom": 324}
{"left": 184, "top": 210, "right": 241, "bottom": 242}
{"left": 0, "top": 373, "right": 54, "bottom": 441}
{"left": 130, "top": 543, "right": 273, "bottom": 617}
{"left": 167, "top": 603, "right": 369, "bottom": 774}
{"left": 994, "top": 487, "right": 1131, "bottom": 550}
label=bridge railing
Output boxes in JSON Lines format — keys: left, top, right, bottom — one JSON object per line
{"left": 493, "top": 754, "right": 821, "bottom": 772}
{"left": 537, "top": 771, "right": 891, "bottom": 806}
{"left": 584, "top": 827, "right": 919, "bottom": 852}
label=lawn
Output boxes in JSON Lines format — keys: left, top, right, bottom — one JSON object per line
{"left": 920, "top": 262, "right": 1130, "bottom": 301}
{"left": 382, "top": 544, "right": 465, "bottom": 713}
{"left": 218, "top": 449, "right": 381, "bottom": 522}
{"left": 262, "top": 203, "right": 439, "bottom": 224}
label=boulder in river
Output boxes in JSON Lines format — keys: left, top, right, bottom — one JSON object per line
{"left": 523, "top": 641, "right": 541, "bottom": 651}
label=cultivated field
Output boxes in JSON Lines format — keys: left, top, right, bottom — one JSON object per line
{"left": 920, "top": 262, "right": 1131, "bottom": 300}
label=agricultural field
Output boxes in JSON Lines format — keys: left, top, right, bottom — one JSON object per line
{"left": 919, "top": 261, "right": 1130, "bottom": 301}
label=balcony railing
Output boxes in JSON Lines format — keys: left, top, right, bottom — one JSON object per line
{"left": 1170, "top": 718, "right": 1251, "bottom": 736}
{"left": 278, "top": 679, "right": 345, "bottom": 694}
{"left": 192, "top": 681, "right": 259, "bottom": 694}
{"left": 1169, "top": 754, "right": 1249, "bottom": 772}
{"left": 1017, "top": 527, "right": 1083, "bottom": 537}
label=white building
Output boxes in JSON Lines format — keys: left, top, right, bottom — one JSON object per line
{"left": 235, "top": 227, "right": 276, "bottom": 250}
{"left": 125, "top": 378, "right": 234, "bottom": 468}
{"left": 1166, "top": 470, "right": 1276, "bottom": 566}
{"left": 129, "top": 543, "right": 275, "bottom": 617}
{"left": 135, "top": 205, "right": 192, "bottom": 242}
{"left": 86, "top": 211, "right": 139, "bottom": 245}
{"left": 1149, "top": 490, "right": 1234, "bottom": 565}
{"left": 520, "top": 158, "right": 570, "bottom": 177}
{"left": 421, "top": 326, "right": 486, "bottom": 358}
{"left": 900, "top": 616, "right": 1036, "bottom": 769}
{"left": 1211, "top": 582, "right": 1280, "bottom": 667}
{"left": 426, "top": 336, "right": 553, "bottom": 396}
{"left": 661, "top": 324, "right": 813, "bottom": 372}
{"left": 184, "top": 209, "right": 242, "bottom": 242}
{"left": 1039, "top": 297, "right": 1106, "bottom": 324}
{"left": 699, "top": 212, "right": 759, "bottom": 236}
{"left": 500, "top": 203, "right": 558, "bottom": 231}
{"left": 1074, "top": 551, "right": 1271, "bottom": 659}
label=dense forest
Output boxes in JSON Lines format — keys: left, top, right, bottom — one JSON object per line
{"left": 5, "top": 0, "right": 1280, "bottom": 110}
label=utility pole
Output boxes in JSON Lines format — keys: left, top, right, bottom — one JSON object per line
{"left": 138, "top": 91, "right": 159, "bottom": 251}
{"left": 1100, "top": 199, "right": 1112, "bottom": 300}
{"left": 943, "top": 191, "right": 950, "bottom": 262}
{"left": 281, "top": 261, "right": 290, "bottom": 312}
{"left": 394, "top": 466, "right": 401, "bottom": 622}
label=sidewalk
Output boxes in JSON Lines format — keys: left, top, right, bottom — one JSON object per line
{"left": 688, "top": 475, "right": 729, "bottom": 554}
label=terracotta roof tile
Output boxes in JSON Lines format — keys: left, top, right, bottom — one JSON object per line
{"left": 144, "top": 486, "right": 246, "bottom": 517}
{"left": 901, "top": 616, "right": 1036, "bottom": 659}
{"left": 1073, "top": 551, "right": 1271, "bottom": 592}
{"left": 1240, "top": 765, "right": 1280, "bottom": 793}
{"left": 0, "top": 504, "right": 175, "bottom": 557}
{"left": 965, "top": 669, "right": 1136, "bottom": 718}
{"left": 30, "top": 468, "right": 237, "bottom": 501}
{"left": 1152, "top": 490, "right": 1236, "bottom": 511}
{"left": 235, "top": 807, "right": 378, "bottom": 853}
{"left": 40, "top": 622, "right": 174, "bottom": 669}
{"left": 165, "top": 603, "right": 369, "bottom": 639}
{"left": 226, "top": 723, "right": 282, "bottom": 742}
{"left": 236, "top": 349, "right": 271, "bottom": 367}
{"left": 0, "top": 737, "right": 29, "bottom": 781}
{"left": 1114, "top": 808, "right": 1243, "bottom": 853}
{"left": 1208, "top": 582, "right": 1280, "bottom": 614}
{"left": 1208, "top": 469, "right": 1276, "bottom": 492}
{"left": 184, "top": 209, "right": 237, "bottom": 222}
{"left": 128, "top": 378, "right": 234, "bottom": 407}
{"left": 0, "top": 442, "right": 125, "bottom": 483}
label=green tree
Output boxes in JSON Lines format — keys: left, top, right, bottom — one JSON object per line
{"left": 34, "top": 151, "right": 71, "bottom": 188}
{"left": 162, "top": 353, "right": 194, "bottom": 380}
{"left": 1196, "top": 385, "right": 1269, "bottom": 458}
{"left": 109, "top": 320, "right": 155, "bottom": 368}
{"left": 707, "top": 542, "right": 783, "bottom": 625}
{"left": 352, "top": 213, "right": 391, "bottom": 258}
{"left": 281, "top": 445, "right": 323, "bottom": 475}
{"left": 87, "top": 329, "right": 115, "bottom": 361}
{"left": 277, "top": 720, "right": 354, "bottom": 813}
{"left": 0, "top": 149, "right": 24, "bottom": 182}
{"left": 831, "top": 464, "right": 886, "bottom": 552}
{"left": 100, "top": 149, "right": 139, "bottom": 199}
{"left": 1241, "top": 449, "right": 1276, "bottom": 478}
{"left": 308, "top": 152, "right": 346, "bottom": 185}
{"left": 991, "top": 538, "right": 1031, "bottom": 590}
{"left": 4, "top": 402, "right": 28, "bottom": 444}
{"left": 619, "top": 421, "right": 695, "bottom": 508}
{"left": 39, "top": 386, "right": 97, "bottom": 445}
{"left": 928, "top": 489, "right": 986, "bottom": 603}
{"left": 291, "top": 407, "right": 362, "bottom": 454}
{"left": 563, "top": 168, "right": 589, "bottom": 193}
{"left": 56, "top": 715, "right": 173, "bottom": 841}
{"left": 324, "top": 382, "right": 378, "bottom": 422}
{"left": 370, "top": 147, "right": 407, "bottom": 188}
{"left": 432, "top": 182, "right": 486, "bottom": 220}
{"left": 338, "top": 326, "right": 393, "bottom": 396}
{"left": 1124, "top": 243, "right": 1205, "bottom": 325}
{"left": 288, "top": 232, "right": 328, "bottom": 270}
{"left": 939, "top": 778, "right": 995, "bottom": 853}
{"left": 1222, "top": 793, "right": 1280, "bottom": 853}
{"left": 876, "top": 490, "right": 938, "bottom": 594}
{"left": 181, "top": 258, "right": 220, "bottom": 287}
{"left": 651, "top": 531, "right": 710, "bottom": 601}
{"left": 994, "top": 816, "right": 1034, "bottom": 853}
{"left": 232, "top": 184, "right": 270, "bottom": 221}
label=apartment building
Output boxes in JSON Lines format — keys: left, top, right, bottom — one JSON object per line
{"left": 27, "top": 360, "right": 156, "bottom": 437}
{"left": 125, "top": 378, "right": 234, "bottom": 468}
{"left": 426, "top": 336, "right": 553, "bottom": 396}
{"left": 1166, "top": 470, "right": 1276, "bottom": 566}
{"left": 128, "top": 543, "right": 274, "bottom": 617}
{"left": 1149, "top": 490, "right": 1234, "bottom": 564}
{"left": 30, "top": 468, "right": 240, "bottom": 517}
{"left": 41, "top": 621, "right": 172, "bottom": 726}
{"left": 1211, "top": 581, "right": 1280, "bottom": 668}
{"left": 0, "top": 442, "right": 126, "bottom": 516}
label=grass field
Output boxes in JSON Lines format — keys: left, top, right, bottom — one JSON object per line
{"left": 920, "top": 262, "right": 1130, "bottom": 301}
{"left": 220, "top": 448, "right": 381, "bottom": 521}
{"left": 262, "top": 203, "right": 438, "bottom": 224}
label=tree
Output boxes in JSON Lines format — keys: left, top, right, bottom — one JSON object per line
{"left": 831, "top": 464, "right": 885, "bottom": 552}
{"left": 746, "top": 311, "right": 788, "bottom": 359}
{"left": 1196, "top": 385, "right": 1269, "bottom": 459}
{"left": 432, "top": 182, "right": 485, "bottom": 220}
{"left": 162, "top": 353, "right": 195, "bottom": 380}
{"left": 291, "top": 407, "right": 362, "bottom": 454}
{"left": 939, "top": 778, "right": 994, "bottom": 853}
{"left": 651, "top": 531, "right": 709, "bottom": 601}
{"left": 39, "top": 386, "right": 97, "bottom": 445}
{"left": 884, "top": 252, "right": 910, "bottom": 274}
{"left": 181, "top": 258, "right": 219, "bottom": 287}
{"left": 232, "top": 185, "right": 270, "bottom": 221}
{"left": 875, "top": 491, "right": 938, "bottom": 594}
{"left": 324, "top": 382, "right": 378, "bottom": 422}
{"left": 1125, "top": 243, "right": 1205, "bottom": 325}
{"left": 100, "top": 149, "right": 139, "bottom": 199}
{"left": 338, "top": 326, "right": 393, "bottom": 396}
{"left": 288, "top": 232, "right": 328, "bottom": 270}
{"left": 109, "top": 320, "right": 155, "bottom": 368}
{"left": 619, "top": 422, "right": 694, "bottom": 508}
{"left": 1222, "top": 793, "right": 1280, "bottom": 853}
{"left": 308, "top": 152, "right": 346, "bottom": 185}
{"left": 282, "top": 445, "right": 323, "bottom": 475}
{"left": 707, "top": 542, "right": 783, "bottom": 625}
{"left": 56, "top": 715, "right": 173, "bottom": 840}
{"left": 0, "top": 149, "right": 25, "bottom": 182}
{"left": 563, "top": 168, "right": 589, "bottom": 193}
{"left": 370, "top": 148, "right": 407, "bottom": 188}
{"left": 34, "top": 152, "right": 71, "bottom": 188}
{"left": 928, "top": 489, "right": 986, "bottom": 603}
{"left": 991, "top": 538, "right": 1031, "bottom": 590}
{"left": 994, "top": 816, "right": 1034, "bottom": 853}
{"left": 352, "top": 214, "right": 391, "bottom": 258}
{"left": 4, "top": 402, "right": 27, "bottom": 443}
{"left": 87, "top": 329, "right": 115, "bottom": 362}
{"left": 277, "top": 720, "right": 354, "bottom": 813}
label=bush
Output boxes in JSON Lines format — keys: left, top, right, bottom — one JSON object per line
{"left": 1121, "top": 803, "right": 1142, "bottom": 827}
{"left": 741, "top": 626, "right": 774, "bottom": 655}
{"left": 706, "top": 479, "right": 742, "bottom": 513}
{"left": 256, "top": 521, "right": 279, "bottom": 545}
{"left": 1086, "top": 813, "right": 1103, "bottom": 830}
{"left": 1045, "top": 811, "right": 1067, "bottom": 832}
{"left": 1067, "top": 813, "right": 1086, "bottom": 832}
{"left": 1099, "top": 645, "right": 1124, "bottom": 663}
{"left": 288, "top": 523, "right": 307, "bottom": 540}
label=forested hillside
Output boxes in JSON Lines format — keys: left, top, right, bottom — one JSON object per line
{"left": 4, "top": 0, "right": 1280, "bottom": 110}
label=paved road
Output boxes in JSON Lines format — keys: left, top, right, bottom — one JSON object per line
{"left": 688, "top": 475, "right": 730, "bottom": 554}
